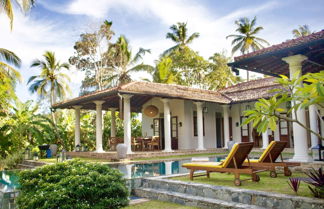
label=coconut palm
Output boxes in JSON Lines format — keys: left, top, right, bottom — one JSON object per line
{"left": 292, "top": 25, "right": 312, "bottom": 38}
{"left": 0, "top": 48, "right": 21, "bottom": 82}
{"left": 105, "top": 35, "right": 154, "bottom": 86}
{"left": 163, "top": 22, "right": 200, "bottom": 56}
{"left": 28, "top": 51, "right": 70, "bottom": 122}
{"left": 0, "top": 0, "right": 35, "bottom": 30}
{"left": 0, "top": 48, "right": 21, "bottom": 109}
{"left": 226, "top": 16, "right": 269, "bottom": 81}
{"left": 227, "top": 17, "right": 269, "bottom": 55}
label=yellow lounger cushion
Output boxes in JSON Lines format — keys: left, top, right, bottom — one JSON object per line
{"left": 183, "top": 143, "right": 241, "bottom": 169}
{"left": 258, "top": 141, "right": 276, "bottom": 162}
{"left": 182, "top": 162, "right": 223, "bottom": 168}
{"left": 243, "top": 159, "right": 259, "bottom": 163}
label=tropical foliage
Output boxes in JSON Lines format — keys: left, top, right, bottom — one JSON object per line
{"left": 243, "top": 71, "right": 324, "bottom": 141}
{"left": 227, "top": 16, "right": 269, "bottom": 55}
{"left": 0, "top": 48, "right": 21, "bottom": 110}
{"left": 104, "top": 35, "right": 154, "bottom": 86}
{"left": 0, "top": 100, "right": 56, "bottom": 158}
{"left": 304, "top": 168, "right": 324, "bottom": 198}
{"left": 163, "top": 22, "right": 200, "bottom": 56}
{"left": 17, "top": 160, "right": 129, "bottom": 209}
{"left": 292, "top": 25, "right": 312, "bottom": 38}
{"left": 69, "top": 20, "right": 115, "bottom": 93}
{"left": 0, "top": 0, "right": 35, "bottom": 29}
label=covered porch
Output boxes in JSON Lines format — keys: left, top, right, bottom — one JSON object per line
{"left": 52, "top": 82, "right": 232, "bottom": 155}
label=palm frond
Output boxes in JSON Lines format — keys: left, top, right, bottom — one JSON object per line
{"left": 0, "top": 48, "right": 21, "bottom": 67}
{"left": 186, "top": 32, "right": 200, "bottom": 44}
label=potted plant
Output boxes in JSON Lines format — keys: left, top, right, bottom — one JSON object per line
{"left": 32, "top": 147, "right": 40, "bottom": 161}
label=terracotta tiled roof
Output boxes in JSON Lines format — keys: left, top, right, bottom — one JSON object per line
{"left": 220, "top": 77, "right": 283, "bottom": 102}
{"left": 53, "top": 81, "right": 231, "bottom": 108}
{"left": 234, "top": 30, "right": 324, "bottom": 62}
{"left": 118, "top": 81, "right": 231, "bottom": 103}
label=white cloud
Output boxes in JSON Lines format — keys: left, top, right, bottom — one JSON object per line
{"left": 0, "top": 11, "right": 84, "bottom": 102}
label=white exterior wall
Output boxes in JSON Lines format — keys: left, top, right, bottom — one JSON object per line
{"left": 142, "top": 98, "right": 225, "bottom": 150}
{"left": 231, "top": 104, "right": 242, "bottom": 143}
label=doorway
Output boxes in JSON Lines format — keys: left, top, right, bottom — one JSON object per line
{"left": 153, "top": 116, "right": 179, "bottom": 150}
{"left": 240, "top": 116, "right": 250, "bottom": 142}
{"left": 215, "top": 112, "right": 224, "bottom": 148}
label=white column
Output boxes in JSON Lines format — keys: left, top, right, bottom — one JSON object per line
{"left": 161, "top": 98, "right": 172, "bottom": 152}
{"left": 274, "top": 122, "right": 280, "bottom": 141}
{"left": 282, "top": 54, "right": 311, "bottom": 162}
{"left": 309, "top": 105, "right": 319, "bottom": 148}
{"left": 122, "top": 95, "right": 133, "bottom": 154}
{"left": 195, "top": 102, "right": 205, "bottom": 150}
{"left": 94, "top": 101, "right": 105, "bottom": 153}
{"left": 110, "top": 108, "right": 117, "bottom": 138}
{"left": 223, "top": 105, "right": 230, "bottom": 148}
{"left": 73, "top": 105, "right": 82, "bottom": 149}
{"left": 262, "top": 131, "right": 269, "bottom": 149}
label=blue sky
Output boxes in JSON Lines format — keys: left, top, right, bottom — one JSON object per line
{"left": 0, "top": 0, "right": 323, "bottom": 103}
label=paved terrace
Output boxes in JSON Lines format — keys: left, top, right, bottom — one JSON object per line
{"left": 66, "top": 148, "right": 295, "bottom": 160}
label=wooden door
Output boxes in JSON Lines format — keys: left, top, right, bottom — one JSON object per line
{"left": 240, "top": 116, "right": 250, "bottom": 142}
{"left": 279, "top": 114, "right": 290, "bottom": 147}
{"left": 215, "top": 112, "right": 223, "bottom": 148}
{"left": 171, "top": 116, "right": 178, "bottom": 150}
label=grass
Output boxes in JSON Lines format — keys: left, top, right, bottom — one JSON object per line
{"left": 123, "top": 200, "right": 198, "bottom": 209}
{"left": 172, "top": 171, "right": 312, "bottom": 197}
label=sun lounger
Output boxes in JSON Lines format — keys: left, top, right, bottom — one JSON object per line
{"left": 243, "top": 141, "right": 300, "bottom": 177}
{"left": 182, "top": 142, "right": 263, "bottom": 186}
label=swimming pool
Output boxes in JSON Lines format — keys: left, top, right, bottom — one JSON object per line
{"left": 110, "top": 155, "right": 225, "bottom": 179}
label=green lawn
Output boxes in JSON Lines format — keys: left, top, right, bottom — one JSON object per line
{"left": 172, "top": 171, "right": 312, "bottom": 197}
{"left": 123, "top": 200, "right": 198, "bottom": 209}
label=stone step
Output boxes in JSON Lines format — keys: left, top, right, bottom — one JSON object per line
{"left": 16, "top": 164, "right": 35, "bottom": 169}
{"left": 139, "top": 178, "right": 324, "bottom": 209}
{"left": 22, "top": 160, "right": 46, "bottom": 167}
{"left": 134, "top": 187, "right": 266, "bottom": 209}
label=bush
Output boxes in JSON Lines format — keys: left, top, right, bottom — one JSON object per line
{"left": 17, "top": 160, "right": 129, "bottom": 209}
{"left": 0, "top": 151, "right": 24, "bottom": 170}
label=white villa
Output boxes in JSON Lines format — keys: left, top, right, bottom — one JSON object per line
{"left": 53, "top": 30, "right": 324, "bottom": 162}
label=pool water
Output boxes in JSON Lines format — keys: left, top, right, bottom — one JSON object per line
{"left": 0, "top": 171, "right": 19, "bottom": 193}
{"left": 110, "top": 155, "right": 225, "bottom": 179}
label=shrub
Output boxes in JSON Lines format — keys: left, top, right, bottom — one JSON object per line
{"left": 287, "top": 177, "right": 300, "bottom": 194}
{"left": 17, "top": 160, "right": 129, "bottom": 209}
{"left": 0, "top": 151, "right": 24, "bottom": 170}
{"left": 304, "top": 168, "right": 324, "bottom": 198}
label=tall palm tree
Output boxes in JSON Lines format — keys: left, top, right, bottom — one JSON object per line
{"left": 163, "top": 22, "right": 200, "bottom": 56}
{"left": 0, "top": 0, "right": 35, "bottom": 30}
{"left": 0, "top": 48, "right": 21, "bottom": 81}
{"left": 28, "top": 51, "right": 70, "bottom": 123}
{"left": 105, "top": 35, "right": 154, "bottom": 86}
{"left": 0, "top": 48, "right": 21, "bottom": 109}
{"left": 226, "top": 16, "right": 269, "bottom": 80}
{"left": 292, "top": 25, "right": 312, "bottom": 38}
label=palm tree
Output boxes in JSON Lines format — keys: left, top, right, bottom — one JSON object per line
{"left": 292, "top": 25, "right": 312, "bottom": 38}
{"left": 0, "top": 48, "right": 21, "bottom": 81}
{"left": 163, "top": 22, "right": 200, "bottom": 56}
{"left": 28, "top": 51, "right": 70, "bottom": 123}
{"left": 105, "top": 35, "right": 154, "bottom": 86}
{"left": 0, "top": 48, "right": 21, "bottom": 109}
{"left": 0, "top": 0, "right": 35, "bottom": 30}
{"left": 226, "top": 16, "right": 269, "bottom": 80}
{"left": 153, "top": 57, "right": 177, "bottom": 84}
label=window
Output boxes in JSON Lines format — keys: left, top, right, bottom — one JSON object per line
{"left": 193, "top": 111, "right": 205, "bottom": 136}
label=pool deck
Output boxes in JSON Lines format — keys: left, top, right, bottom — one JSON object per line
{"left": 66, "top": 147, "right": 295, "bottom": 160}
